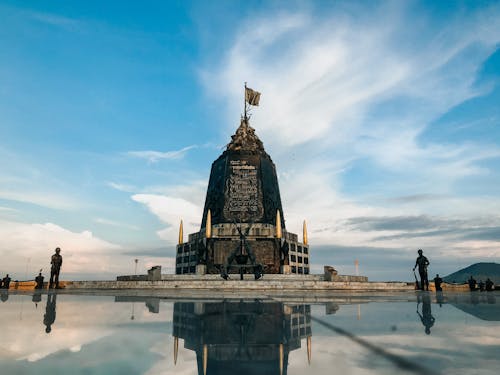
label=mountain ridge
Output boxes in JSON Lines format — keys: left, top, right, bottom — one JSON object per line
{"left": 443, "top": 262, "right": 500, "bottom": 284}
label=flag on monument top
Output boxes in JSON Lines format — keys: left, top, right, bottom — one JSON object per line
{"left": 245, "top": 87, "right": 261, "bottom": 106}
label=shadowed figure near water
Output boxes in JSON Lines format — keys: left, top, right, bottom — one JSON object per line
{"left": 417, "top": 292, "right": 435, "bottom": 335}
{"left": 433, "top": 274, "right": 443, "bottom": 292}
{"left": 413, "top": 249, "right": 429, "bottom": 291}
{"left": 2, "top": 274, "right": 11, "bottom": 289}
{"left": 49, "top": 248, "right": 63, "bottom": 289}
{"left": 35, "top": 272, "right": 44, "bottom": 289}
{"left": 468, "top": 275, "right": 477, "bottom": 291}
{"left": 44, "top": 293, "right": 57, "bottom": 333}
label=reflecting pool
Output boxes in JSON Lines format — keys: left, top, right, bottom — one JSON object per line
{"left": 0, "top": 290, "right": 499, "bottom": 374}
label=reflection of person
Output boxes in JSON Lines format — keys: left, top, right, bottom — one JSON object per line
{"left": 43, "top": 293, "right": 57, "bottom": 333}
{"left": 32, "top": 291, "right": 42, "bottom": 307}
{"left": 35, "top": 273, "right": 44, "bottom": 289}
{"left": 417, "top": 292, "right": 435, "bottom": 335}
{"left": 49, "top": 248, "right": 63, "bottom": 289}
{"left": 468, "top": 276, "right": 477, "bottom": 291}
{"left": 436, "top": 291, "right": 444, "bottom": 307}
{"left": 0, "top": 290, "right": 8, "bottom": 302}
{"left": 413, "top": 249, "right": 430, "bottom": 291}
{"left": 433, "top": 274, "right": 443, "bottom": 292}
{"left": 2, "top": 274, "right": 11, "bottom": 289}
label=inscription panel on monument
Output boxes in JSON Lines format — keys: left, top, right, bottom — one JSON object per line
{"left": 223, "top": 160, "right": 263, "bottom": 221}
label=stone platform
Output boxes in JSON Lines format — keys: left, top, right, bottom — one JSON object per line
{"left": 56, "top": 274, "right": 414, "bottom": 297}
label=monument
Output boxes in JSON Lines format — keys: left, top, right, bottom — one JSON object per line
{"left": 176, "top": 86, "right": 310, "bottom": 278}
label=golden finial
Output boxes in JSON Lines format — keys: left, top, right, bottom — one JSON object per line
{"left": 203, "top": 344, "right": 208, "bottom": 375}
{"left": 279, "top": 343, "right": 284, "bottom": 375}
{"left": 178, "top": 220, "right": 183, "bottom": 245}
{"left": 205, "top": 210, "right": 212, "bottom": 238}
{"left": 307, "top": 336, "right": 312, "bottom": 365}
{"left": 174, "top": 336, "right": 179, "bottom": 365}
{"left": 276, "top": 210, "right": 282, "bottom": 239}
{"left": 303, "top": 220, "right": 308, "bottom": 246}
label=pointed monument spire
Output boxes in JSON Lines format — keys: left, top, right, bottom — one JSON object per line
{"left": 303, "top": 220, "right": 308, "bottom": 246}
{"left": 307, "top": 336, "right": 312, "bottom": 365}
{"left": 276, "top": 210, "right": 282, "bottom": 239}
{"left": 205, "top": 210, "right": 212, "bottom": 238}
{"left": 203, "top": 344, "right": 208, "bottom": 375}
{"left": 279, "top": 343, "right": 284, "bottom": 375}
{"left": 174, "top": 336, "right": 179, "bottom": 365}
{"left": 178, "top": 220, "right": 183, "bottom": 245}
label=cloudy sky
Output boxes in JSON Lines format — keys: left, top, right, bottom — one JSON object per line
{"left": 1, "top": 0, "right": 499, "bottom": 281}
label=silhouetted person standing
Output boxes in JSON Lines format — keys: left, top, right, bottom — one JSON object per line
{"left": 478, "top": 280, "right": 485, "bottom": 292}
{"left": 468, "top": 276, "right": 477, "bottom": 291}
{"left": 485, "top": 278, "right": 494, "bottom": 292}
{"left": 49, "top": 247, "right": 63, "bottom": 289}
{"left": 2, "top": 274, "right": 11, "bottom": 289}
{"left": 44, "top": 293, "right": 57, "bottom": 333}
{"left": 35, "top": 272, "right": 44, "bottom": 289}
{"left": 434, "top": 274, "right": 443, "bottom": 292}
{"left": 417, "top": 292, "right": 435, "bottom": 335}
{"left": 413, "top": 249, "right": 429, "bottom": 291}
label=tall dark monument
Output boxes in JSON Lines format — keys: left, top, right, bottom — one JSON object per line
{"left": 176, "top": 86, "right": 310, "bottom": 277}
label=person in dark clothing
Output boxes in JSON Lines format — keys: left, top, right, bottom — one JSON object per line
{"left": 433, "top": 274, "right": 443, "bottom": 292}
{"left": 485, "top": 278, "right": 494, "bottom": 292}
{"left": 49, "top": 248, "right": 63, "bottom": 289}
{"left": 413, "top": 249, "right": 430, "bottom": 291}
{"left": 2, "top": 274, "right": 11, "bottom": 289}
{"left": 417, "top": 292, "right": 435, "bottom": 334}
{"left": 35, "top": 273, "right": 44, "bottom": 289}
{"left": 468, "top": 276, "right": 477, "bottom": 291}
{"left": 43, "top": 293, "right": 57, "bottom": 333}
{"left": 478, "top": 280, "right": 485, "bottom": 292}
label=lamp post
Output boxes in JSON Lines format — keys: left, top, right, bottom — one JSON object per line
{"left": 134, "top": 259, "right": 138, "bottom": 275}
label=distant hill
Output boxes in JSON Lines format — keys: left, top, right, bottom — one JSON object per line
{"left": 443, "top": 262, "right": 500, "bottom": 284}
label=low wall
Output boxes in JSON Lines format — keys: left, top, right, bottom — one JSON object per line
{"left": 64, "top": 278, "right": 412, "bottom": 293}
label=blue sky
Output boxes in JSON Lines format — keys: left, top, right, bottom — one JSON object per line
{"left": 0, "top": 0, "right": 499, "bottom": 281}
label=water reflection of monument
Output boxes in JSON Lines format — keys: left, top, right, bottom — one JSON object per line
{"left": 172, "top": 300, "right": 312, "bottom": 375}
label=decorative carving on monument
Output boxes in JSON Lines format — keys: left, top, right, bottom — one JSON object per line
{"left": 222, "top": 159, "right": 264, "bottom": 222}
{"left": 227, "top": 119, "right": 265, "bottom": 153}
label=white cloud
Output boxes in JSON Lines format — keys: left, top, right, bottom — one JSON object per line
{"left": 132, "top": 193, "right": 203, "bottom": 244}
{"left": 128, "top": 145, "right": 197, "bottom": 163}
{"left": 94, "top": 217, "right": 140, "bottom": 231}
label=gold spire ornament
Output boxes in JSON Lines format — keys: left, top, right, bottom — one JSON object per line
{"left": 178, "top": 220, "right": 183, "bottom": 245}
{"left": 203, "top": 344, "right": 208, "bottom": 375}
{"left": 307, "top": 336, "right": 312, "bottom": 365}
{"left": 303, "top": 220, "right": 308, "bottom": 246}
{"left": 279, "top": 343, "right": 284, "bottom": 375}
{"left": 205, "top": 210, "right": 212, "bottom": 238}
{"left": 174, "top": 336, "right": 179, "bottom": 365}
{"left": 276, "top": 210, "right": 282, "bottom": 239}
